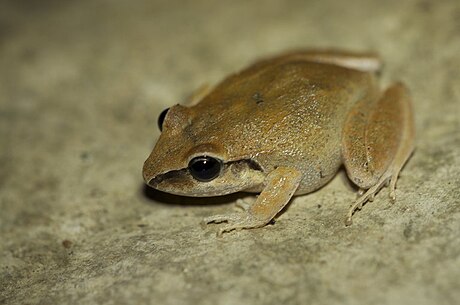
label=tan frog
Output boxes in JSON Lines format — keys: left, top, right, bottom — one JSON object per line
{"left": 142, "top": 50, "right": 415, "bottom": 235}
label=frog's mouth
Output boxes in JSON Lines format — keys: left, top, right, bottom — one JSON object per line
{"left": 147, "top": 159, "right": 264, "bottom": 197}
{"left": 148, "top": 168, "right": 189, "bottom": 190}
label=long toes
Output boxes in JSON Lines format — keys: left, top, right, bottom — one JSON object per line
{"left": 216, "top": 219, "right": 264, "bottom": 236}
{"left": 202, "top": 212, "right": 246, "bottom": 226}
{"left": 203, "top": 212, "right": 269, "bottom": 236}
{"left": 202, "top": 214, "right": 230, "bottom": 225}
{"left": 217, "top": 224, "right": 242, "bottom": 236}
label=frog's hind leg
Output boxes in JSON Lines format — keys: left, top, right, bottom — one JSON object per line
{"left": 342, "top": 83, "right": 415, "bottom": 225}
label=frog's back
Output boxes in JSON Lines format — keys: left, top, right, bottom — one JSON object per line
{"left": 190, "top": 58, "right": 378, "bottom": 191}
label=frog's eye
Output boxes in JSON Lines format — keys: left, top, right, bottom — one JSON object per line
{"left": 188, "top": 156, "right": 222, "bottom": 182}
{"left": 157, "top": 108, "right": 170, "bottom": 131}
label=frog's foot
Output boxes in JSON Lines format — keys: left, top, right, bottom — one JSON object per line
{"left": 345, "top": 174, "right": 392, "bottom": 226}
{"left": 345, "top": 151, "right": 412, "bottom": 226}
{"left": 202, "top": 212, "right": 268, "bottom": 236}
{"left": 342, "top": 83, "right": 415, "bottom": 226}
{"left": 202, "top": 167, "right": 302, "bottom": 236}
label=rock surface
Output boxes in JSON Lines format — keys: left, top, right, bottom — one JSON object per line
{"left": 1, "top": 0, "right": 459, "bottom": 304}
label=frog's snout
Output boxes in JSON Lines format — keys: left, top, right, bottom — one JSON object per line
{"left": 145, "top": 173, "right": 160, "bottom": 189}
{"left": 142, "top": 161, "right": 156, "bottom": 186}
{"left": 142, "top": 160, "right": 182, "bottom": 190}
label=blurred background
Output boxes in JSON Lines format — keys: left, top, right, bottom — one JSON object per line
{"left": 1, "top": 1, "right": 459, "bottom": 304}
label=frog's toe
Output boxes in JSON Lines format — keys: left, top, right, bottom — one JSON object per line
{"left": 201, "top": 213, "right": 231, "bottom": 226}
{"left": 201, "top": 212, "right": 246, "bottom": 228}
{"left": 389, "top": 173, "right": 399, "bottom": 202}
{"left": 216, "top": 216, "right": 267, "bottom": 236}
{"left": 387, "top": 185, "right": 398, "bottom": 204}
{"left": 202, "top": 212, "right": 267, "bottom": 236}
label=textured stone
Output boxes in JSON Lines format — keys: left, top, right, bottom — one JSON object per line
{"left": 1, "top": 0, "right": 459, "bottom": 304}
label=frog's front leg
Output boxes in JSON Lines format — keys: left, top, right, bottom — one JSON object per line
{"left": 202, "top": 167, "right": 302, "bottom": 236}
{"left": 342, "top": 83, "right": 415, "bottom": 225}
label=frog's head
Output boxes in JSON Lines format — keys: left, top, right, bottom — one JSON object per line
{"left": 142, "top": 104, "right": 265, "bottom": 197}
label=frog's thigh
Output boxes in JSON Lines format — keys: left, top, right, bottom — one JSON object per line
{"left": 342, "top": 83, "right": 415, "bottom": 223}
{"left": 203, "top": 167, "right": 302, "bottom": 235}
{"left": 343, "top": 83, "right": 414, "bottom": 188}
{"left": 285, "top": 50, "right": 382, "bottom": 73}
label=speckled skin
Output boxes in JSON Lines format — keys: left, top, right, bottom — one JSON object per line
{"left": 142, "top": 50, "right": 414, "bottom": 233}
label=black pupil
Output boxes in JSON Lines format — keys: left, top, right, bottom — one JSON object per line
{"left": 157, "top": 108, "right": 170, "bottom": 131}
{"left": 188, "top": 156, "right": 221, "bottom": 182}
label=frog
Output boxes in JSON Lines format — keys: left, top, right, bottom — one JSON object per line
{"left": 142, "top": 50, "right": 415, "bottom": 235}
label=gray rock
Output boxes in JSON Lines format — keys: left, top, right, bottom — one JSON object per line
{"left": 1, "top": 0, "right": 459, "bottom": 304}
